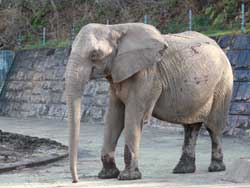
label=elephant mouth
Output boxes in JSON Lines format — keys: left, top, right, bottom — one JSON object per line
{"left": 90, "top": 67, "right": 106, "bottom": 79}
{"left": 90, "top": 59, "right": 113, "bottom": 80}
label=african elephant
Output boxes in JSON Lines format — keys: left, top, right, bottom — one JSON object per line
{"left": 65, "top": 23, "right": 233, "bottom": 183}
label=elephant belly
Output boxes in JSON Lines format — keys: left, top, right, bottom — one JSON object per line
{"left": 152, "top": 88, "right": 214, "bottom": 125}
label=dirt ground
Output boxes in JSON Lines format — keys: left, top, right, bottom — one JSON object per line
{"left": 0, "top": 117, "right": 250, "bottom": 188}
{"left": 0, "top": 130, "right": 68, "bottom": 173}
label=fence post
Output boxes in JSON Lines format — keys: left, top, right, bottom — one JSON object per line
{"left": 106, "top": 19, "right": 109, "bottom": 25}
{"left": 144, "top": 15, "right": 148, "bottom": 24}
{"left": 70, "top": 24, "right": 75, "bottom": 45}
{"left": 42, "top": 27, "right": 46, "bottom": 46}
{"left": 241, "top": 0, "right": 245, "bottom": 33}
{"left": 189, "top": 8, "right": 192, "bottom": 31}
{"left": 18, "top": 32, "right": 22, "bottom": 49}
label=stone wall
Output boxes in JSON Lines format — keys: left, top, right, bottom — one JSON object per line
{"left": 0, "top": 35, "right": 249, "bottom": 137}
{"left": 216, "top": 35, "right": 250, "bottom": 137}
{"left": 0, "top": 48, "right": 69, "bottom": 119}
{"left": 0, "top": 48, "right": 110, "bottom": 123}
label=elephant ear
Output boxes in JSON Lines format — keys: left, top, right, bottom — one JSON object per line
{"left": 110, "top": 23, "right": 168, "bottom": 83}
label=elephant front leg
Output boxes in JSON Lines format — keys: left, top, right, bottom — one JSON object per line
{"left": 173, "top": 123, "right": 202, "bottom": 173}
{"left": 118, "top": 104, "right": 144, "bottom": 180}
{"left": 98, "top": 92, "right": 124, "bottom": 179}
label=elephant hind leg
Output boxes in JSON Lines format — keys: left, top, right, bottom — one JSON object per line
{"left": 205, "top": 78, "right": 232, "bottom": 172}
{"left": 205, "top": 97, "right": 229, "bottom": 172}
{"left": 206, "top": 127, "right": 225, "bottom": 172}
{"left": 173, "top": 122, "right": 202, "bottom": 174}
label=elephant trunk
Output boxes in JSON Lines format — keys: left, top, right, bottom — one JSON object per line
{"left": 67, "top": 95, "right": 81, "bottom": 183}
{"left": 65, "top": 53, "right": 92, "bottom": 183}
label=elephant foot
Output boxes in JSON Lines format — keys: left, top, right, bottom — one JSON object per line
{"left": 99, "top": 154, "right": 120, "bottom": 179}
{"left": 118, "top": 168, "right": 142, "bottom": 180}
{"left": 173, "top": 153, "right": 196, "bottom": 174}
{"left": 208, "top": 159, "right": 226, "bottom": 172}
{"left": 98, "top": 167, "right": 120, "bottom": 179}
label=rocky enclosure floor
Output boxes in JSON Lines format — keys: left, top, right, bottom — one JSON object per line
{"left": 0, "top": 117, "right": 250, "bottom": 188}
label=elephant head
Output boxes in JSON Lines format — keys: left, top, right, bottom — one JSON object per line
{"left": 65, "top": 23, "right": 167, "bottom": 183}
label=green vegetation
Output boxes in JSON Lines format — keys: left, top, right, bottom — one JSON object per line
{"left": 203, "top": 28, "right": 250, "bottom": 37}
{"left": 23, "top": 40, "right": 71, "bottom": 50}
{"left": 23, "top": 0, "right": 52, "bottom": 30}
{"left": 4, "top": 0, "right": 248, "bottom": 50}
{"left": 21, "top": 27, "right": 250, "bottom": 50}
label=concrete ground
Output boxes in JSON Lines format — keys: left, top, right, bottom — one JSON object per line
{"left": 0, "top": 117, "right": 250, "bottom": 188}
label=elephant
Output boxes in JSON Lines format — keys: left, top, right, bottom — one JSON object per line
{"left": 65, "top": 23, "right": 233, "bottom": 183}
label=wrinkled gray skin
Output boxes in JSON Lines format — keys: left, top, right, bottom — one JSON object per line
{"left": 65, "top": 23, "right": 233, "bottom": 183}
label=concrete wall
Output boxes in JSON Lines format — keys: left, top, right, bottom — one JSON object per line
{"left": 0, "top": 35, "right": 249, "bottom": 137}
